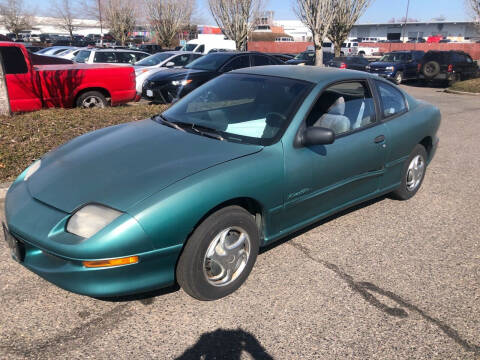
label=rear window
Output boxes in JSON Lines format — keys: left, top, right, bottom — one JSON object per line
{"left": 0, "top": 46, "right": 28, "bottom": 74}
{"left": 423, "top": 52, "right": 449, "bottom": 64}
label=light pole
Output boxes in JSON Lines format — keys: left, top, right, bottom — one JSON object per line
{"left": 402, "top": 0, "right": 410, "bottom": 43}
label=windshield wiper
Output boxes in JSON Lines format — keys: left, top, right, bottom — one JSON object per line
{"left": 191, "top": 124, "right": 225, "bottom": 141}
{"left": 154, "top": 115, "right": 186, "bottom": 132}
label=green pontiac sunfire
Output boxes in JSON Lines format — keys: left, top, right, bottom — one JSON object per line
{"left": 3, "top": 66, "right": 440, "bottom": 301}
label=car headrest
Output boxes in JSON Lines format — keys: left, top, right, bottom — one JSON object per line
{"left": 328, "top": 97, "right": 345, "bottom": 115}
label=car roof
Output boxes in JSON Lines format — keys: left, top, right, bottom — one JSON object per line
{"left": 232, "top": 65, "right": 378, "bottom": 84}
{"left": 93, "top": 49, "right": 147, "bottom": 53}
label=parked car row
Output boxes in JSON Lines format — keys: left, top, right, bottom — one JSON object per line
{"left": 0, "top": 42, "right": 137, "bottom": 112}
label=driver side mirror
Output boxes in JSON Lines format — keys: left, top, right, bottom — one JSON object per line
{"left": 301, "top": 127, "right": 335, "bottom": 146}
{"left": 165, "top": 61, "right": 175, "bottom": 68}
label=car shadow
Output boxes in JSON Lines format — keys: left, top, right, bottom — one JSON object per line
{"left": 260, "top": 194, "right": 389, "bottom": 255}
{"left": 175, "top": 328, "right": 274, "bottom": 360}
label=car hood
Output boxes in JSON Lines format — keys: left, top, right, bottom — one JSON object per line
{"left": 370, "top": 62, "right": 396, "bottom": 68}
{"left": 28, "top": 119, "right": 263, "bottom": 213}
{"left": 148, "top": 68, "right": 209, "bottom": 82}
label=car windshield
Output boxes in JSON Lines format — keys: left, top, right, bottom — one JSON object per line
{"left": 184, "top": 53, "right": 232, "bottom": 71}
{"left": 294, "top": 52, "right": 314, "bottom": 60}
{"left": 136, "top": 52, "right": 173, "bottom": 66}
{"left": 183, "top": 44, "right": 197, "bottom": 51}
{"left": 161, "top": 73, "right": 312, "bottom": 146}
{"left": 379, "top": 53, "right": 407, "bottom": 62}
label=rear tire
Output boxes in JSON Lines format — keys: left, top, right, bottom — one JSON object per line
{"left": 76, "top": 91, "right": 108, "bottom": 109}
{"left": 176, "top": 206, "right": 260, "bottom": 301}
{"left": 391, "top": 144, "right": 428, "bottom": 200}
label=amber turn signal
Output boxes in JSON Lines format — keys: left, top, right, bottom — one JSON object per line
{"left": 83, "top": 256, "right": 139, "bottom": 268}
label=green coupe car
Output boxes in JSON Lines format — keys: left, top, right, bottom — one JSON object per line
{"left": 3, "top": 66, "right": 440, "bottom": 301}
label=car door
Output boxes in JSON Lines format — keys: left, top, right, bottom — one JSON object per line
{"left": 373, "top": 80, "right": 413, "bottom": 190}
{"left": 282, "top": 80, "right": 389, "bottom": 229}
{"left": 404, "top": 53, "right": 417, "bottom": 78}
{"left": 1, "top": 46, "right": 42, "bottom": 112}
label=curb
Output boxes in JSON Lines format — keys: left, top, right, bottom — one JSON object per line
{"left": 445, "top": 89, "right": 480, "bottom": 96}
{"left": 0, "top": 182, "right": 12, "bottom": 200}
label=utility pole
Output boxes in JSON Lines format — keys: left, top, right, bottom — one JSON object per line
{"left": 98, "top": 0, "right": 103, "bottom": 46}
{"left": 402, "top": 0, "right": 410, "bottom": 43}
{"left": 0, "top": 52, "right": 11, "bottom": 116}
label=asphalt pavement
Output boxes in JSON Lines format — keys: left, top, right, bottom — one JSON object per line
{"left": 0, "top": 85, "right": 479, "bottom": 359}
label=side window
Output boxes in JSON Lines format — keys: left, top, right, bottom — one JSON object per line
{"left": 195, "top": 45, "right": 205, "bottom": 53}
{"left": 75, "top": 50, "right": 91, "bottom": 63}
{"left": 376, "top": 81, "right": 407, "bottom": 118}
{"left": 190, "top": 54, "right": 203, "bottom": 62}
{"left": 306, "top": 81, "right": 377, "bottom": 136}
{"left": 221, "top": 56, "right": 250, "bottom": 72}
{"left": 171, "top": 54, "right": 191, "bottom": 67}
{"left": 252, "top": 55, "right": 271, "bottom": 66}
{"left": 94, "top": 52, "right": 116, "bottom": 63}
{"left": 465, "top": 55, "right": 473, "bottom": 63}
{"left": 0, "top": 47, "right": 28, "bottom": 74}
{"left": 116, "top": 52, "right": 136, "bottom": 63}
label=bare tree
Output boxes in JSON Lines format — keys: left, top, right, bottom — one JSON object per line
{"left": 294, "top": 0, "right": 336, "bottom": 66}
{"left": 0, "top": 0, "right": 32, "bottom": 37}
{"left": 466, "top": 0, "right": 480, "bottom": 30}
{"left": 208, "top": 0, "right": 263, "bottom": 51}
{"left": 52, "top": 0, "right": 78, "bottom": 40}
{"left": 145, "top": 0, "right": 194, "bottom": 47}
{"left": 83, "top": 0, "right": 104, "bottom": 40}
{"left": 328, "top": 0, "right": 371, "bottom": 57}
{"left": 103, "top": 0, "right": 137, "bottom": 45}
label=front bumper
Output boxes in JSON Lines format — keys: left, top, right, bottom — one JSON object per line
{"left": 142, "top": 82, "right": 181, "bottom": 104}
{"left": 368, "top": 70, "right": 395, "bottom": 79}
{"left": 4, "top": 180, "right": 181, "bottom": 297}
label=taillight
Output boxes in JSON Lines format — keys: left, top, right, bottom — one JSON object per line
{"left": 340, "top": 63, "right": 347, "bottom": 69}
{"left": 417, "top": 64, "right": 421, "bottom": 72}
{"left": 447, "top": 64, "right": 453, "bottom": 73}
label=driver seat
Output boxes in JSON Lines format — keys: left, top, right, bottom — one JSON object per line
{"left": 313, "top": 97, "right": 350, "bottom": 135}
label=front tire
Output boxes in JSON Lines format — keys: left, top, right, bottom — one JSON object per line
{"left": 391, "top": 144, "right": 427, "bottom": 200}
{"left": 176, "top": 206, "right": 260, "bottom": 301}
{"left": 394, "top": 71, "right": 403, "bottom": 85}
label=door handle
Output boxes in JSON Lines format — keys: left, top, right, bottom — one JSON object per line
{"left": 374, "top": 135, "right": 385, "bottom": 143}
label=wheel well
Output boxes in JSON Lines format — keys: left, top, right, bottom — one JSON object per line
{"left": 192, "top": 198, "right": 265, "bottom": 240}
{"left": 420, "top": 136, "right": 433, "bottom": 159}
{"left": 74, "top": 88, "right": 111, "bottom": 107}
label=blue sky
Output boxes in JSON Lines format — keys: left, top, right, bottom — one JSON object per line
{"left": 196, "top": 0, "right": 469, "bottom": 24}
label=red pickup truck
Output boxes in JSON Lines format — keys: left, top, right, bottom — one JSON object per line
{"left": 0, "top": 42, "right": 137, "bottom": 112}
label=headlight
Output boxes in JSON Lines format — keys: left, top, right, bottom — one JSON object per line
{"left": 386, "top": 66, "right": 395, "bottom": 71}
{"left": 366, "top": 65, "right": 371, "bottom": 70}
{"left": 171, "top": 79, "right": 192, "bottom": 86}
{"left": 67, "top": 204, "right": 122, "bottom": 238}
{"left": 24, "top": 160, "right": 41, "bottom": 181}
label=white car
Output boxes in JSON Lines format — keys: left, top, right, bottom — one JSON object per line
{"left": 55, "top": 48, "right": 81, "bottom": 60}
{"left": 134, "top": 51, "right": 203, "bottom": 93}
{"left": 36, "top": 46, "right": 78, "bottom": 56}
{"left": 74, "top": 48, "right": 150, "bottom": 65}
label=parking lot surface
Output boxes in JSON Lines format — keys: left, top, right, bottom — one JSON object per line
{"left": 1, "top": 85, "right": 479, "bottom": 359}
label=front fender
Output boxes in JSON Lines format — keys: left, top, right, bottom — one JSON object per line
{"left": 127, "top": 143, "right": 285, "bottom": 250}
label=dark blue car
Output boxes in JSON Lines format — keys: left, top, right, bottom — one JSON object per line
{"left": 366, "top": 51, "right": 425, "bottom": 85}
